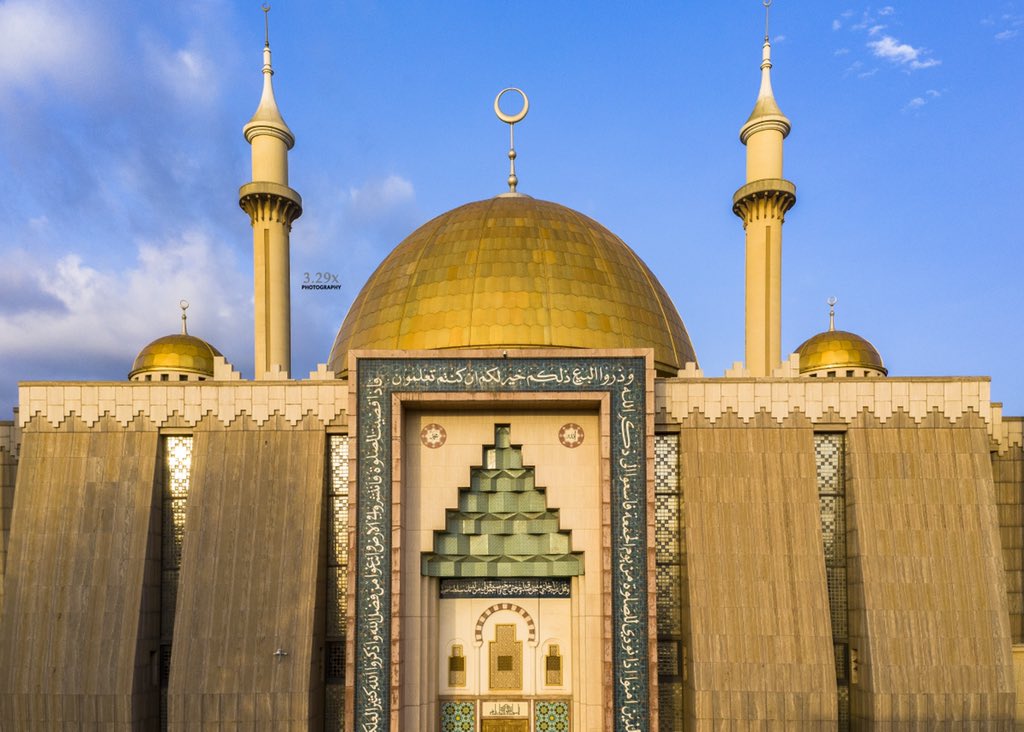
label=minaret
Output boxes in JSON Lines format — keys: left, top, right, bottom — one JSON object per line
{"left": 239, "top": 5, "right": 302, "bottom": 379}
{"left": 732, "top": 1, "right": 796, "bottom": 377}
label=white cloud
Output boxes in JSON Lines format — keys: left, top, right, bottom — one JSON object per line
{"left": 773, "top": 34, "right": 786, "bottom": 43}
{"left": 902, "top": 89, "right": 941, "bottom": 112}
{"left": 833, "top": 19, "right": 843, "bottom": 31}
{"left": 878, "top": 6, "right": 895, "bottom": 16}
{"left": 868, "top": 35, "right": 940, "bottom": 69}
{"left": 867, "top": 25, "right": 887, "bottom": 36}
{"left": 834, "top": 48, "right": 851, "bottom": 56}
{"left": 346, "top": 175, "right": 416, "bottom": 220}
{"left": 0, "top": 0, "right": 110, "bottom": 93}
{"left": 0, "top": 230, "right": 250, "bottom": 368}
{"left": 144, "top": 38, "right": 219, "bottom": 105}
{"left": 996, "top": 29, "right": 1019, "bottom": 40}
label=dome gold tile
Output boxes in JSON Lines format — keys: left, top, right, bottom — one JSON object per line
{"left": 328, "top": 196, "right": 696, "bottom": 375}
{"left": 795, "top": 329, "right": 887, "bottom": 375}
{"left": 129, "top": 334, "right": 223, "bottom": 379}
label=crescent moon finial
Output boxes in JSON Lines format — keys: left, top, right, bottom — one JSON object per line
{"left": 262, "top": 4, "right": 271, "bottom": 48}
{"left": 180, "top": 299, "right": 190, "bottom": 335}
{"left": 494, "top": 88, "right": 529, "bottom": 194}
{"left": 763, "top": 0, "right": 772, "bottom": 41}
{"left": 827, "top": 296, "right": 837, "bottom": 331}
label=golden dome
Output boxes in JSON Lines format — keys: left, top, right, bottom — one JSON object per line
{"left": 328, "top": 196, "right": 696, "bottom": 376}
{"left": 129, "top": 333, "right": 223, "bottom": 380}
{"left": 795, "top": 329, "right": 886, "bottom": 376}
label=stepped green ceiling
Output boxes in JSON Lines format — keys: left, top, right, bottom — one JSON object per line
{"left": 422, "top": 424, "right": 584, "bottom": 579}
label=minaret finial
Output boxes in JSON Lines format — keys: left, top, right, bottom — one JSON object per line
{"left": 827, "top": 296, "right": 837, "bottom": 332}
{"left": 262, "top": 3, "right": 271, "bottom": 48}
{"left": 494, "top": 88, "right": 529, "bottom": 195}
{"left": 180, "top": 299, "right": 190, "bottom": 335}
{"left": 764, "top": 0, "right": 772, "bottom": 42}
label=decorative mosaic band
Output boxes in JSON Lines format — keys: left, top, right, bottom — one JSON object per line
{"left": 354, "top": 356, "right": 650, "bottom": 732}
{"left": 440, "top": 578, "right": 571, "bottom": 599}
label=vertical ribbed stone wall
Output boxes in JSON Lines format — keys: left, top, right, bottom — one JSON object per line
{"left": 0, "top": 415, "right": 161, "bottom": 729}
{"left": 845, "top": 410, "right": 1014, "bottom": 728}
{"left": 677, "top": 410, "right": 837, "bottom": 730}
{"left": 166, "top": 413, "right": 326, "bottom": 730}
{"left": 992, "top": 423, "right": 1024, "bottom": 642}
{"left": 0, "top": 436, "right": 17, "bottom": 612}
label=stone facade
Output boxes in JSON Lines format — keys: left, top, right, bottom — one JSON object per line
{"left": 0, "top": 360, "right": 1020, "bottom": 730}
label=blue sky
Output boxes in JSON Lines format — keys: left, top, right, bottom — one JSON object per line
{"left": 1, "top": 1, "right": 1022, "bottom": 415}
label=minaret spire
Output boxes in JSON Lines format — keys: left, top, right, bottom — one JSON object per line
{"left": 239, "top": 4, "right": 302, "bottom": 379}
{"left": 732, "top": 0, "right": 796, "bottom": 376}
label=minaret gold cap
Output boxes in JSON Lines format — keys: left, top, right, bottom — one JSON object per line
{"left": 243, "top": 4, "right": 294, "bottom": 148}
{"left": 740, "top": 0, "right": 791, "bottom": 144}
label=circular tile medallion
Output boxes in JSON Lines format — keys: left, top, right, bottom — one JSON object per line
{"left": 558, "top": 422, "right": 585, "bottom": 448}
{"left": 420, "top": 423, "right": 447, "bottom": 449}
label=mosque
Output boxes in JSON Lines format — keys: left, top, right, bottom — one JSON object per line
{"left": 0, "top": 7, "right": 1021, "bottom": 732}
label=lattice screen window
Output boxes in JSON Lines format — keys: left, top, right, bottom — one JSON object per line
{"left": 326, "top": 435, "right": 349, "bottom": 731}
{"left": 160, "top": 435, "right": 192, "bottom": 732}
{"left": 815, "top": 432, "right": 850, "bottom": 731}
{"left": 488, "top": 624, "right": 523, "bottom": 690}
{"left": 448, "top": 644, "right": 466, "bottom": 688}
{"left": 655, "top": 433, "right": 683, "bottom": 732}
{"left": 545, "top": 644, "right": 563, "bottom": 686}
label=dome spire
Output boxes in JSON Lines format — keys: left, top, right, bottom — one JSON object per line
{"left": 180, "top": 299, "right": 189, "bottom": 335}
{"left": 828, "top": 296, "right": 837, "bottom": 332}
{"left": 494, "top": 88, "right": 529, "bottom": 197}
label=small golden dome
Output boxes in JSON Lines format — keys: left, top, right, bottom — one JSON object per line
{"left": 795, "top": 329, "right": 886, "bottom": 376}
{"left": 328, "top": 196, "right": 697, "bottom": 376}
{"left": 129, "top": 334, "right": 223, "bottom": 380}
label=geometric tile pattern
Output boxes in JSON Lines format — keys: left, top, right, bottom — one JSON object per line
{"left": 488, "top": 623, "right": 523, "bottom": 690}
{"left": 448, "top": 645, "right": 466, "bottom": 687}
{"left": 535, "top": 699, "right": 570, "bottom": 731}
{"left": 815, "top": 432, "right": 849, "bottom": 731}
{"left": 422, "top": 424, "right": 583, "bottom": 578}
{"left": 355, "top": 356, "right": 650, "bottom": 732}
{"left": 326, "top": 435, "right": 349, "bottom": 731}
{"left": 654, "top": 434, "right": 683, "bottom": 732}
{"left": 161, "top": 435, "right": 193, "bottom": 731}
{"left": 544, "top": 645, "right": 563, "bottom": 687}
{"left": 440, "top": 700, "right": 474, "bottom": 732}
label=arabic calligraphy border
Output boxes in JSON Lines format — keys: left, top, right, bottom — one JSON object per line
{"left": 440, "top": 578, "right": 571, "bottom": 599}
{"left": 353, "top": 355, "right": 651, "bottom": 732}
